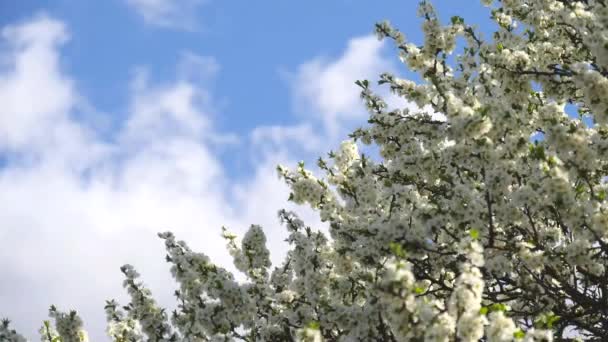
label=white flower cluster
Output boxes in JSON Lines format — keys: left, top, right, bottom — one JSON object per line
{"left": 34, "top": 307, "right": 89, "bottom": 342}
{"left": 118, "top": 264, "right": 176, "bottom": 341}
{"left": 4, "top": 0, "right": 608, "bottom": 340}
{"left": 487, "top": 311, "right": 517, "bottom": 342}
{"left": 46, "top": 307, "right": 89, "bottom": 342}
{"left": 572, "top": 63, "right": 608, "bottom": 125}
{"left": 0, "top": 319, "right": 27, "bottom": 342}
{"left": 104, "top": 299, "right": 144, "bottom": 342}
{"left": 448, "top": 241, "right": 486, "bottom": 342}
{"left": 225, "top": 225, "right": 272, "bottom": 280}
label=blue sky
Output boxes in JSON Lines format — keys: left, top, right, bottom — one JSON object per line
{"left": 0, "top": 1, "right": 494, "bottom": 340}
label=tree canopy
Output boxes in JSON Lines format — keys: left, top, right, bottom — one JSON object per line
{"left": 3, "top": 0, "right": 608, "bottom": 341}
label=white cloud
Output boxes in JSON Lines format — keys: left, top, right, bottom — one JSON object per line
{"left": 125, "top": 0, "right": 206, "bottom": 30}
{"left": 0, "top": 15, "right": 318, "bottom": 341}
{"left": 176, "top": 51, "right": 220, "bottom": 82}
{"left": 290, "top": 35, "right": 393, "bottom": 137}
{"left": 0, "top": 14, "right": 76, "bottom": 152}
{"left": 250, "top": 123, "right": 322, "bottom": 155}
{"left": 125, "top": 71, "right": 211, "bottom": 142}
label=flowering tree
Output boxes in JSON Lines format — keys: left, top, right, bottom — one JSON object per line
{"left": 3, "top": 0, "right": 608, "bottom": 340}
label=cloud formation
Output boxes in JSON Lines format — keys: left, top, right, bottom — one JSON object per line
{"left": 0, "top": 15, "right": 76, "bottom": 152}
{"left": 290, "top": 35, "right": 393, "bottom": 137}
{"left": 125, "top": 0, "right": 206, "bottom": 30}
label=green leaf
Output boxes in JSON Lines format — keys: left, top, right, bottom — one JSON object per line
{"left": 528, "top": 144, "right": 546, "bottom": 160}
{"left": 597, "top": 189, "right": 606, "bottom": 201}
{"left": 469, "top": 229, "right": 480, "bottom": 240}
{"left": 497, "top": 42, "right": 504, "bottom": 52}
{"left": 479, "top": 307, "right": 489, "bottom": 315}
{"left": 479, "top": 106, "right": 490, "bottom": 117}
{"left": 307, "top": 321, "right": 320, "bottom": 330}
{"left": 490, "top": 303, "right": 508, "bottom": 312}
{"left": 546, "top": 314, "right": 560, "bottom": 328}
{"left": 534, "top": 311, "right": 560, "bottom": 329}
{"left": 513, "top": 329, "right": 525, "bottom": 339}
{"left": 355, "top": 80, "right": 369, "bottom": 89}
{"left": 575, "top": 184, "right": 586, "bottom": 195}
{"left": 451, "top": 16, "right": 464, "bottom": 25}
{"left": 389, "top": 242, "right": 406, "bottom": 258}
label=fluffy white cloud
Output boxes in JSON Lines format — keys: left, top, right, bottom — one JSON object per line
{"left": 176, "top": 51, "right": 220, "bottom": 82}
{"left": 125, "top": 0, "right": 206, "bottom": 30}
{"left": 290, "top": 35, "right": 394, "bottom": 137}
{"left": 0, "top": 15, "right": 317, "bottom": 341}
{"left": 250, "top": 123, "right": 322, "bottom": 156}
{"left": 0, "top": 15, "right": 76, "bottom": 152}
